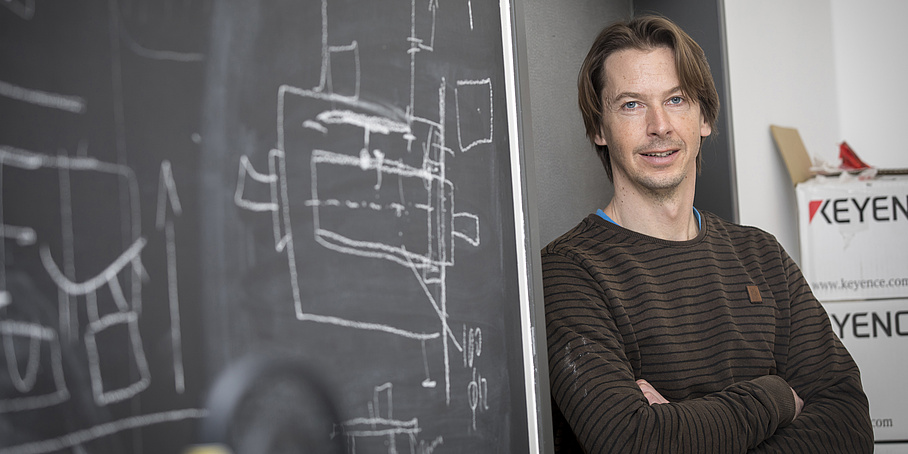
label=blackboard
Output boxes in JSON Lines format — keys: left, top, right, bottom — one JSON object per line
{"left": 0, "top": 1, "right": 543, "bottom": 453}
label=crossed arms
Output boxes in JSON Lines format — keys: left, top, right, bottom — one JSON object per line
{"left": 543, "top": 245, "right": 873, "bottom": 453}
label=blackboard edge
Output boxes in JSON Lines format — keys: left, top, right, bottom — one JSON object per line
{"left": 501, "top": 1, "right": 555, "bottom": 453}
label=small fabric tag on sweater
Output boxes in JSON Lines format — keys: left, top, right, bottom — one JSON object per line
{"left": 746, "top": 285, "right": 763, "bottom": 303}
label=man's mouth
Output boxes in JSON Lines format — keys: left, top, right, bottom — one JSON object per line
{"left": 641, "top": 150, "right": 676, "bottom": 158}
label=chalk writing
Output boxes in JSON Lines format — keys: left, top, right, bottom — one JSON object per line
{"left": 332, "top": 383, "right": 423, "bottom": 454}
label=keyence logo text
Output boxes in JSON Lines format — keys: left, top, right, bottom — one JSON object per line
{"left": 808, "top": 195, "right": 908, "bottom": 224}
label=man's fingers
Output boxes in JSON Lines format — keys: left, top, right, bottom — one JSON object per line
{"left": 636, "top": 379, "right": 670, "bottom": 405}
{"left": 791, "top": 387, "right": 805, "bottom": 419}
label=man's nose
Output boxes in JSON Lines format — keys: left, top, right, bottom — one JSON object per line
{"left": 646, "top": 106, "right": 673, "bottom": 137}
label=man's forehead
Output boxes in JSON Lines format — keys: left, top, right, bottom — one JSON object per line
{"left": 602, "top": 47, "right": 680, "bottom": 98}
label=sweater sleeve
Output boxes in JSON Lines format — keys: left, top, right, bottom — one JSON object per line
{"left": 749, "top": 249, "right": 873, "bottom": 453}
{"left": 544, "top": 250, "right": 796, "bottom": 453}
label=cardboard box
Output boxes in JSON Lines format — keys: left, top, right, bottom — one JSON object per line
{"left": 773, "top": 126, "right": 908, "bottom": 301}
{"left": 774, "top": 126, "right": 908, "bottom": 443}
{"left": 823, "top": 298, "right": 908, "bottom": 442}
{"left": 796, "top": 176, "right": 908, "bottom": 301}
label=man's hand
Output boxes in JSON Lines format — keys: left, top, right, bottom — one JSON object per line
{"left": 636, "top": 379, "right": 669, "bottom": 405}
{"left": 791, "top": 387, "right": 804, "bottom": 419}
{"left": 637, "top": 379, "right": 804, "bottom": 418}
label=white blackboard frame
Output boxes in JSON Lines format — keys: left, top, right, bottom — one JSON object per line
{"left": 500, "top": 1, "right": 554, "bottom": 452}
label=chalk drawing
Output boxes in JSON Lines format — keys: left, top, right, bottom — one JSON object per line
{"left": 234, "top": 155, "right": 279, "bottom": 213}
{"left": 2, "top": 1, "right": 209, "bottom": 450}
{"left": 0, "top": 144, "right": 145, "bottom": 349}
{"left": 156, "top": 160, "right": 186, "bottom": 394}
{"left": 232, "top": 2, "right": 497, "bottom": 433}
{"left": 39, "top": 238, "right": 146, "bottom": 298}
{"left": 331, "top": 382, "right": 423, "bottom": 454}
{"left": 0, "top": 321, "right": 69, "bottom": 413}
{"left": 84, "top": 311, "right": 151, "bottom": 406}
{"left": 0, "top": 80, "right": 86, "bottom": 114}
{"left": 56, "top": 147, "right": 78, "bottom": 346}
{"left": 0, "top": 225, "right": 36, "bottom": 246}
{"left": 110, "top": 0, "right": 209, "bottom": 62}
{"left": 409, "top": 0, "right": 438, "bottom": 54}
{"left": 0, "top": 409, "right": 207, "bottom": 454}
{"left": 120, "top": 26, "right": 205, "bottom": 62}
{"left": 326, "top": 42, "right": 360, "bottom": 99}
{"left": 454, "top": 78, "right": 494, "bottom": 153}
{"left": 468, "top": 1, "right": 474, "bottom": 30}
{"left": 106, "top": 0, "right": 143, "bottom": 302}
{"left": 420, "top": 338, "right": 436, "bottom": 388}
{"left": 0, "top": 144, "right": 195, "bottom": 448}
{"left": 13, "top": 147, "right": 157, "bottom": 407}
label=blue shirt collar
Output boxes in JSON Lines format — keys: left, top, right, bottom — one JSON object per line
{"left": 596, "top": 207, "right": 702, "bottom": 230}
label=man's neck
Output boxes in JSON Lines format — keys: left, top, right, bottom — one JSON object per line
{"left": 604, "top": 181, "right": 698, "bottom": 241}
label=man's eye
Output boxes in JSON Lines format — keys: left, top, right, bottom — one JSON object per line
{"left": 668, "top": 96, "right": 683, "bottom": 105}
{"left": 623, "top": 101, "right": 638, "bottom": 109}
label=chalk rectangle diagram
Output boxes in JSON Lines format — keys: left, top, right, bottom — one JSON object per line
{"left": 0, "top": 321, "right": 69, "bottom": 413}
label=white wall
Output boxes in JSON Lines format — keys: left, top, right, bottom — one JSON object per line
{"left": 724, "top": 0, "right": 908, "bottom": 263}
{"left": 832, "top": 0, "right": 908, "bottom": 169}
{"left": 724, "top": 0, "right": 840, "bottom": 263}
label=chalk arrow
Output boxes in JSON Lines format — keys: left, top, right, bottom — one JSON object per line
{"left": 155, "top": 160, "right": 185, "bottom": 394}
{"left": 156, "top": 160, "right": 182, "bottom": 229}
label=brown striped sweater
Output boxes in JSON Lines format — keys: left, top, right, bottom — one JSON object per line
{"left": 542, "top": 212, "right": 872, "bottom": 453}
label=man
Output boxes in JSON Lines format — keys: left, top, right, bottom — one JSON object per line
{"left": 542, "top": 15, "right": 873, "bottom": 453}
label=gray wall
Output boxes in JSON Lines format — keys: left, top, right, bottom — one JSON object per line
{"left": 524, "top": 0, "right": 632, "bottom": 246}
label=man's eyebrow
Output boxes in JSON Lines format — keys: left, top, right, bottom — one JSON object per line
{"left": 664, "top": 86, "right": 684, "bottom": 97}
{"left": 608, "top": 87, "right": 685, "bottom": 103}
{"left": 604, "top": 91, "right": 641, "bottom": 109}
{"left": 610, "top": 91, "right": 642, "bottom": 102}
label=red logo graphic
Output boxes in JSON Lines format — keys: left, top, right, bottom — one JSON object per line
{"left": 808, "top": 200, "right": 823, "bottom": 223}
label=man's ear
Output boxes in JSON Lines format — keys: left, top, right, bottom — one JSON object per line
{"left": 594, "top": 130, "right": 608, "bottom": 147}
{"left": 699, "top": 113, "right": 712, "bottom": 138}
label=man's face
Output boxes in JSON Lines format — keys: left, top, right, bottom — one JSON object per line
{"left": 594, "top": 46, "right": 711, "bottom": 197}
